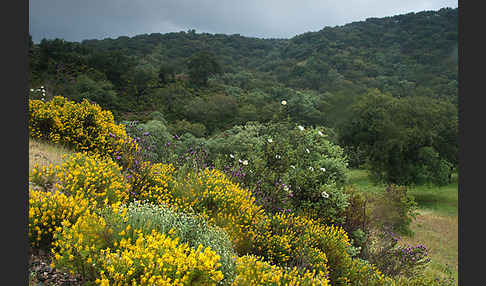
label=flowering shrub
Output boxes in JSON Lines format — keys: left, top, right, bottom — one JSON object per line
{"left": 232, "top": 255, "right": 329, "bottom": 285}
{"left": 126, "top": 162, "right": 395, "bottom": 285}
{"left": 28, "top": 188, "right": 91, "bottom": 250}
{"left": 29, "top": 96, "right": 128, "bottom": 157}
{"left": 131, "top": 165, "right": 266, "bottom": 254}
{"left": 207, "top": 122, "right": 349, "bottom": 224}
{"left": 30, "top": 152, "right": 130, "bottom": 207}
{"left": 363, "top": 229, "right": 431, "bottom": 278}
{"left": 100, "top": 201, "right": 237, "bottom": 285}
{"left": 52, "top": 210, "right": 225, "bottom": 285}
{"left": 249, "top": 212, "right": 331, "bottom": 275}
{"left": 336, "top": 258, "right": 394, "bottom": 286}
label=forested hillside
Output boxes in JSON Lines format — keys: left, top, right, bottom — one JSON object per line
{"left": 29, "top": 8, "right": 457, "bottom": 121}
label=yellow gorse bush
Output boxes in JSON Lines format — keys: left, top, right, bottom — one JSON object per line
{"left": 232, "top": 255, "right": 329, "bottom": 286}
{"left": 30, "top": 152, "right": 130, "bottom": 207}
{"left": 132, "top": 165, "right": 266, "bottom": 253}
{"left": 29, "top": 96, "right": 128, "bottom": 157}
{"left": 28, "top": 188, "right": 91, "bottom": 249}
{"left": 52, "top": 211, "right": 224, "bottom": 285}
{"left": 55, "top": 152, "right": 130, "bottom": 206}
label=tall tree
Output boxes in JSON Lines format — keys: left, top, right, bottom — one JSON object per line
{"left": 186, "top": 51, "right": 222, "bottom": 87}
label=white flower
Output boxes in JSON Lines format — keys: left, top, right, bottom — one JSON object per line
{"left": 309, "top": 166, "right": 314, "bottom": 171}
{"left": 306, "top": 148, "right": 310, "bottom": 154}
{"left": 242, "top": 160, "right": 248, "bottom": 166}
{"left": 30, "top": 89, "right": 33, "bottom": 92}
{"left": 320, "top": 167, "right": 326, "bottom": 172}
{"left": 267, "top": 138, "right": 273, "bottom": 143}
{"left": 239, "top": 159, "right": 243, "bottom": 163}
{"left": 298, "top": 125, "right": 305, "bottom": 131}
{"left": 318, "top": 130, "right": 324, "bottom": 136}
{"left": 283, "top": 185, "right": 289, "bottom": 192}
{"left": 230, "top": 154, "right": 235, "bottom": 159}
{"left": 275, "top": 154, "right": 281, "bottom": 159}
{"left": 321, "top": 191, "right": 329, "bottom": 198}
{"left": 281, "top": 100, "right": 287, "bottom": 105}
{"left": 40, "top": 86, "right": 44, "bottom": 89}
{"left": 290, "top": 165, "right": 296, "bottom": 169}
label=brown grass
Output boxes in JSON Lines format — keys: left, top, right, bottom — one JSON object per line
{"left": 29, "top": 138, "right": 74, "bottom": 174}
{"left": 399, "top": 210, "right": 458, "bottom": 282}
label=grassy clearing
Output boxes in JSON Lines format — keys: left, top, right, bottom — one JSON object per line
{"left": 400, "top": 209, "right": 458, "bottom": 283}
{"left": 347, "top": 169, "right": 458, "bottom": 216}
{"left": 29, "top": 138, "right": 74, "bottom": 174}
{"left": 347, "top": 168, "right": 458, "bottom": 283}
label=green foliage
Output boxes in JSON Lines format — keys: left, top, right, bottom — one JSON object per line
{"left": 64, "top": 74, "right": 120, "bottom": 113}
{"left": 415, "top": 147, "right": 454, "bottom": 186}
{"left": 169, "top": 119, "right": 207, "bottom": 138}
{"left": 158, "top": 63, "right": 176, "bottom": 86}
{"left": 371, "top": 185, "right": 418, "bottom": 236}
{"left": 187, "top": 51, "right": 222, "bottom": 87}
{"left": 339, "top": 90, "right": 458, "bottom": 186}
{"left": 207, "top": 122, "right": 349, "bottom": 224}
{"left": 182, "top": 93, "right": 238, "bottom": 133}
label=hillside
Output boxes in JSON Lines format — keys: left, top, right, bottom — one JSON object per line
{"left": 28, "top": 96, "right": 458, "bottom": 285}
{"left": 28, "top": 8, "right": 457, "bottom": 127}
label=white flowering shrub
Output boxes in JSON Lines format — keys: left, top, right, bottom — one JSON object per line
{"left": 206, "top": 122, "right": 349, "bottom": 224}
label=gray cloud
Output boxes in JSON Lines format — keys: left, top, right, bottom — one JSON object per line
{"left": 29, "top": 0, "right": 458, "bottom": 43}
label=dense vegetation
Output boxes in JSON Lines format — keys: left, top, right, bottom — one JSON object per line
{"left": 28, "top": 7, "right": 458, "bottom": 285}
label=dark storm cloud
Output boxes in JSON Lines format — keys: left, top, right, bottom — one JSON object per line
{"left": 29, "top": 0, "right": 458, "bottom": 43}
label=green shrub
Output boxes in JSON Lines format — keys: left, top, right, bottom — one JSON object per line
{"left": 415, "top": 146, "right": 454, "bottom": 186}
{"left": 339, "top": 92, "right": 458, "bottom": 186}
{"left": 207, "top": 121, "right": 349, "bottom": 224}
{"left": 371, "top": 185, "right": 418, "bottom": 236}
{"left": 169, "top": 119, "right": 207, "bottom": 138}
{"left": 363, "top": 230, "right": 431, "bottom": 278}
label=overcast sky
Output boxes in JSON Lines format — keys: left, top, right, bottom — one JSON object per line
{"left": 29, "top": 0, "right": 458, "bottom": 43}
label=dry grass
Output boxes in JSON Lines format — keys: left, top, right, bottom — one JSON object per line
{"left": 29, "top": 138, "right": 74, "bottom": 174}
{"left": 399, "top": 210, "right": 458, "bottom": 282}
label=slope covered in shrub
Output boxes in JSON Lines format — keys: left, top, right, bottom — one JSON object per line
{"left": 28, "top": 97, "right": 446, "bottom": 285}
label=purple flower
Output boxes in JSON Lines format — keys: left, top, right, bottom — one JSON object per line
{"left": 116, "top": 156, "right": 121, "bottom": 160}
{"left": 143, "top": 132, "right": 150, "bottom": 136}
